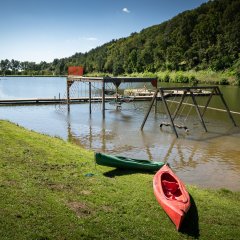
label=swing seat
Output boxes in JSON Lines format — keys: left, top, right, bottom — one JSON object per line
{"left": 160, "top": 122, "right": 189, "bottom": 131}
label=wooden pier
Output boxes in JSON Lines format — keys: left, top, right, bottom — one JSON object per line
{"left": 0, "top": 90, "right": 212, "bottom": 106}
{"left": 0, "top": 95, "right": 157, "bottom": 106}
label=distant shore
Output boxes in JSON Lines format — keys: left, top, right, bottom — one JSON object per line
{"left": 1, "top": 70, "right": 239, "bottom": 86}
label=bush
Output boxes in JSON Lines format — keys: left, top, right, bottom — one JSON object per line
{"left": 163, "top": 74, "right": 170, "bottom": 82}
{"left": 174, "top": 74, "right": 189, "bottom": 83}
{"left": 236, "top": 72, "right": 240, "bottom": 85}
{"left": 219, "top": 78, "right": 229, "bottom": 85}
{"left": 189, "top": 75, "right": 199, "bottom": 86}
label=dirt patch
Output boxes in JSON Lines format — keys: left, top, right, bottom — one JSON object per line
{"left": 47, "top": 182, "right": 71, "bottom": 191}
{"left": 5, "top": 180, "right": 18, "bottom": 187}
{"left": 101, "top": 205, "right": 113, "bottom": 213}
{"left": 67, "top": 201, "right": 91, "bottom": 217}
{"left": 80, "top": 190, "right": 92, "bottom": 195}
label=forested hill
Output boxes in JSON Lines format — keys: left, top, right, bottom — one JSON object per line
{"left": 1, "top": 0, "right": 240, "bottom": 76}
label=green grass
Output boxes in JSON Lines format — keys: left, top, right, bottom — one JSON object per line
{"left": 0, "top": 120, "right": 239, "bottom": 240}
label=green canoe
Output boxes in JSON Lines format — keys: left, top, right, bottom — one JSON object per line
{"left": 95, "top": 152, "right": 165, "bottom": 171}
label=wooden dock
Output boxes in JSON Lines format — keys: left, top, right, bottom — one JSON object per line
{"left": 0, "top": 90, "right": 211, "bottom": 106}
{"left": 0, "top": 95, "right": 156, "bottom": 106}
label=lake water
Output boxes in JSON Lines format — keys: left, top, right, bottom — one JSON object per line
{"left": 0, "top": 77, "right": 240, "bottom": 191}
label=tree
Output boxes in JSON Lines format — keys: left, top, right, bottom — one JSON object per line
{"left": 0, "top": 59, "right": 10, "bottom": 75}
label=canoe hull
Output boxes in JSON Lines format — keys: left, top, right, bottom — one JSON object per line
{"left": 95, "top": 152, "right": 164, "bottom": 171}
{"left": 153, "top": 165, "right": 191, "bottom": 230}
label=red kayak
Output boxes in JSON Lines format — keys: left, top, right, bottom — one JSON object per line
{"left": 153, "top": 164, "right": 191, "bottom": 230}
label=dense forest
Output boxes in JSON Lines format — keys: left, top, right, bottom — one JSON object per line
{"left": 0, "top": 0, "right": 240, "bottom": 79}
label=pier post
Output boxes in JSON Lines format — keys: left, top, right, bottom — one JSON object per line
{"left": 67, "top": 80, "right": 70, "bottom": 112}
{"left": 102, "top": 79, "right": 105, "bottom": 118}
{"left": 89, "top": 82, "right": 92, "bottom": 115}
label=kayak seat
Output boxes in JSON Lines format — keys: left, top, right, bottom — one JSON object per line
{"left": 162, "top": 179, "right": 188, "bottom": 202}
{"left": 162, "top": 180, "right": 179, "bottom": 194}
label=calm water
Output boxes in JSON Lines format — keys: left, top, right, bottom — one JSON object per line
{"left": 0, "top": 77, "right": 240, "bottom": 191}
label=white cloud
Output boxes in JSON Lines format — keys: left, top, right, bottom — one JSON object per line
{"left": 122, "top": 7, "right": 130, "bottom": 13}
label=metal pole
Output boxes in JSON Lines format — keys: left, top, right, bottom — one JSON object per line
{"left": 201, "top": 88, "right": 216, "bottom": 117}
{"left": 89, "top": 82, "right": 92, "bottom": 115}
{"left": 116, "top": 86, "right": 120, "bottom": 110}
{"left": 190, "top": 91, "right": 207, "bottom": 132}
{"left": 141, "top": 89, "right": 159, "bottom": 130}
{"left": 160, "top": 88, "right": 178, "bottom": 138}
{"left": 102, "top": 79, "right": 105, "bottom": 118}
{"left": 67, "top": 79, "right": 70, "bottom": 112}
{"left": 216, "top": 86, "right": 237, "bottom": 126}
{"left": 154, "top": 82, "right": 158, "bottom": 114}
{"left": 172, "top": 91, "right": 186, "bottom": 121}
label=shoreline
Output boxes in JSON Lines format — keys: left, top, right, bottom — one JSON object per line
{"left": 1, "top": 70, "right": 239, "bottom": 86}
{"left": 0, "top": 119, "right": 239, "bottom": 193}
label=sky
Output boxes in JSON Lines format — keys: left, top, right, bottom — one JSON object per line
{"left": 0, "top": 0, "right": 208, "bottom": 63}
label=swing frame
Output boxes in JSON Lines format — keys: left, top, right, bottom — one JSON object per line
{"left": 141, "top": 86, "right": 237, "bottom": 138}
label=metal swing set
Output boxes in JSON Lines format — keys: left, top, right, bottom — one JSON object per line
{"left": 141, "top": 86, "right": 237, "bottom": 138}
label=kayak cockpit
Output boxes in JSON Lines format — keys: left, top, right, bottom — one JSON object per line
{"left": 161, "top": 172, "right": 187, "bottom": 203}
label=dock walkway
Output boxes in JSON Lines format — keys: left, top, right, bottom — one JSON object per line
{"left": 0, "top": 91, "right": 211, "bottom": 106}
{"left": 0, "top": 95, "right": 154, "bottom": 106}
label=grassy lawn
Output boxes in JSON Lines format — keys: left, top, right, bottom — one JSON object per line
{"left": 0, "top": 120, "right": 239, "bottom": 240}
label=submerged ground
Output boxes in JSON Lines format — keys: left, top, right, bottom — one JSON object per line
{"left": 0, "top": 120, "right": 239, "bottom": 240}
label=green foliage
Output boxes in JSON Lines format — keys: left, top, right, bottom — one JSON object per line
{"left": 157, "top": 72, "right": 170, "bottom": 82}
{"left": 189, "top": 76, "right": 199, "bottom": 86}
{"left": 230, "top": 58, "right": 240, "bottom": 85}
{"left": 219, "top": 78, "right": 229, "bottom": 85}
{"left": 142, "top": 70, "right": 237, "bottom": 85}
{"left": 174, "top": 74, "right": 189, "bottom": 83}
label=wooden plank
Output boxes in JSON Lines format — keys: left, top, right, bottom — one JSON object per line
{"left": 0, "top": 96, "right": 155, "bottom": 105}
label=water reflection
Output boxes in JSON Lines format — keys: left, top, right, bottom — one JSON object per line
{"left": 62, "top": 105, "right": 240, "bottom": 191}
